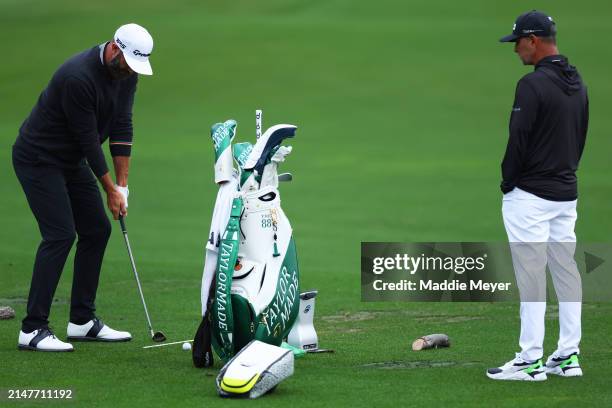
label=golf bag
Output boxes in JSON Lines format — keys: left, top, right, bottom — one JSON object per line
{"left": 193, "top": 120, "right": 301, "bottom": 365}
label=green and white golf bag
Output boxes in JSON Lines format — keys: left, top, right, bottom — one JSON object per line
{"left": 193, "top": 120, "right": 301, "bottom": 367}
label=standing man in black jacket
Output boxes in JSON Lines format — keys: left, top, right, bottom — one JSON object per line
{"left": 12, "top": 23, "right": 154, "bottom": 351}
{"left": 487, "top": 11, "right": 588, "bottom": 381}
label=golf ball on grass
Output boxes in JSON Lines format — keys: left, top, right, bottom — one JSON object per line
{"left": 183, "top": 342, "right": 192, "bottom": 351}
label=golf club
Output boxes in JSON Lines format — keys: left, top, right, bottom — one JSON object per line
{"left": 119, "top": 215, "right": 166, "bottom": 342}
{"left": 278, "top": 172, "right": 293, "bottom": 182}
{"left": 143, "top": 339, "right": 193, "bottom": 349}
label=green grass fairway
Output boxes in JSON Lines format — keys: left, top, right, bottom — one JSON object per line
{"left": 1, "top": 1, "right": 611, "bottom": 406}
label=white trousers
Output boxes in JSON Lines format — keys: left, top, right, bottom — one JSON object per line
{"left": 502, "top": 188, "right": 582, "bottom": 361}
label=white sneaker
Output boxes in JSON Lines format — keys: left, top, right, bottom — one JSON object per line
{"left": 18, "top": 328, "right": 74, "bottom": 352}
{"left": 486, "top": 353, "right": 547, "bottom": 381}
{"left": 67, "top": 318, "right": 132, "bottom": 342}
{"left": 545, "top": 352, "right": 583, "bottom": 377}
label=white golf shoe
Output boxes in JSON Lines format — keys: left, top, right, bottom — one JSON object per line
{"left": 18, "top": 328, "right": 74, "bottom": 352}
{"left": 545, "top": 352, "right": 583, "bottom": 377}
{"left": 486, "top": 353, "right": 547, "bottom": 381}
{"left": 67, "top": 318, "right": 132, "bottom": 342}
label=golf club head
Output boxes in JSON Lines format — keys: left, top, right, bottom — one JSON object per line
{"left": 153, "top": 331, "right": 167, "bottom": 342}
{"left": 278, "top": 172, "right": 293, "bottom": 182}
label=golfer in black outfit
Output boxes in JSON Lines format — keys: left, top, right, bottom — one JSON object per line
{"left": 13, "top": 23, "right": 154, "bottom": 352}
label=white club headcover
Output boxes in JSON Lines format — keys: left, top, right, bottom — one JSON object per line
{"left": 259, "top": 165, "right": 278, "bottom": 190}
{"left": 211, "top": 120, "right": 237, "bottom": 184}
{"left": 244, "top": 124, "right": 297, "bottom": 174}
{"left": 259, "top": 146, "right": 292, "bottom": 190}
{"left": 216, "top": 340, "right": 294, "bottom": 399}
{"left": 272, "top": 146, "right": 292, "bottom": 163}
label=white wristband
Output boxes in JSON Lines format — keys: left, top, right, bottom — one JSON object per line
{"left": 115, "top": 185, "right": 129, "bottom": 208}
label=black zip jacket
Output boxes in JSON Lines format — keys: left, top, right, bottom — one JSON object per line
{"left": 501, "top": 55, "right": 588, "bottom": 201}
{"left": 13, "top": 44, "right": 137, "bottom": 178}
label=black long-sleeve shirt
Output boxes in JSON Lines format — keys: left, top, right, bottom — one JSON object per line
{"left": 14, "top": 43, "right": 137, "bottom": 177}
{"left": 501, "top": 55, "right": 588, "bottom": 201}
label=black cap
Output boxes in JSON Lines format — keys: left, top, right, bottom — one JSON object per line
{"left": 500, "top": 10, "right": 557, "bottom": 42}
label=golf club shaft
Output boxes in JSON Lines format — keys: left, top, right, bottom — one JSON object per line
{"left": 119, "top": 217, "right": 155, "bottom": 336}
{"left": 143, "top": 339, "right": 193, "bottom": 349}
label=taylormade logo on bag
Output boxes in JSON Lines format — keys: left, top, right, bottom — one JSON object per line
{"left": 215, "top": 242, "right": 234, "bottom": 330}
{"left": 236, "top": 147, "right": 252, "bottom": 167}
{"left": 212, "top": 127, "right": 231, "bottom": 151}
{"left": 263, "top": 266, "right": 298, "bottom": 336}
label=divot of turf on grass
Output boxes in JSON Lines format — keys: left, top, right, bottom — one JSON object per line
{"left": 321, "top": 311, "right": 382, "bottom": 322}
{"left": 0, "top": 296, "right": 67, "bottom": 305}
{"left": 321, "top": 310, "right": 485, "bottom": 324}
{"left": 360, "top": 360, "right": 480, "bottom": 370}
{"left": 415, "top": 315, "right": 485, "bottom": 323}
{"left": 0, "top": 297, "right": 29, "bottom": 304}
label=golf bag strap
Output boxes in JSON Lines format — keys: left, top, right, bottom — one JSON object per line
{"left": 86, "top": 318, "right": 104, "bottom": 338}
{"left": 213, "top": 197, "right": 243, "bottom": 359}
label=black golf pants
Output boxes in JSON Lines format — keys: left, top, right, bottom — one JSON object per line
{"left": 13, "top": 158, "right": 111, "bottom": 332}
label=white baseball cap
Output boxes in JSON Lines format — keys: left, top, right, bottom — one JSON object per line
{"left": 114, "top": 23, "right": 154, "bottom": 75}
